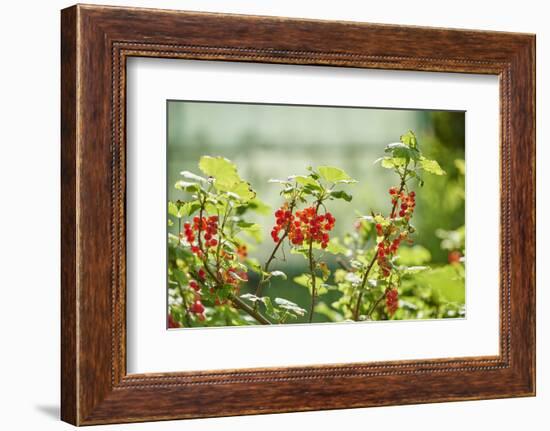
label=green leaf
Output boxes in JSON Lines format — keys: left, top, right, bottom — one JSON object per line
{"left": 262, "top": 297, "right": 280, "bottom": 320}
{"left": 245, "top": 198, "right": 271, "bottom": 215}
{"left": 378, "top": 156, "right": 407, "bottom": 169}
{"left": 330, "top": 190, "right": 353, "bottom": 202}
{"left": 317, "top": 166, "right": 357, "bottom": 183}
{"left": 290, "top": 247, "right": 309, "bottom": 259}
{"left": 270, "top": 270, "right": 287, "bottom": 280}
{"left": 293, "top": 274, "right": 328, "bottom": 295}
{"left": 198, "top": 156, "right": 256, "bottom": 201}
{"left": 400, "top": 130, "right": 418, "bottom": 149}
{"left": 293, "top": 273, "right": 312, "bottom": 288}
{"left": 274, "top": 298, "right": 306, "bottom": 316}
{"left": 240, "top": 293, "right": 264, "bottom": 304}
{"left": 401, "top": 265, "right": 429, "bottom": 273}
{"left": 292, "top": 175, "right": 321, "bottom": 189}
{"left": 419, "top": 157, "right": 446, "bottom": 175}
{"left": 168, "top": 201, "right": 200, "bottom": 218}
{"left": 225, "top": 181, "right": 256, "bottom": 201}
{"left": 414, "top": 265, "right": 465, "bottom": 303}
{"left": 174, "top": 180, "right": 199, "bottom": 192}
{"left": 180, "top": 170, "right": 208, "bottom": 183}
{"left": 199, "top": 156, "right": 240, "bottom": 183}
{"left": 235, "top": 220, "right": 262, "bottom": 242}
{"left": 454, "top": 159, "right": 466, "bottom": 176}
{"left": 397, "top": 245, "right": 432, "bottom": 265}
{"left": 385, "top": 142, "right": 420, "bottom": 162}
{"left": 168, "top": 201, "right": 181, "bottom": 218}
{"left": 236, "top": 221, "right": 261, "bottom": 231}
{"left": 228, "top": 271, "right": 248, "bottom": 282}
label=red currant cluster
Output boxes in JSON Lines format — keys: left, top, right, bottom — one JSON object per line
{"left": 389, "top": 188, "right": 416, "bottom": 220}
{"left": 293, "top": 207, "right": 335, "bottom": 248}
{"left": 448, "top": 250, "right": 462, "bottom": 264}
{"left": 197, "top": 268, "right": 206, "bottom": 280}
{"left": 186, "top": 278, "right": 206, "bottom": 320}
{"left": 271, "top": 204, "right": 335, "bottom": 249}
{"left": 168, "top": 313, "right": 181, "bottom": 328}
{"left": 385, "top": 287, "right": 399, "bottom": 316}
{"left": 376, "top": 231, "right": 408, "bottom": 277}
{"left": 189, "top": 299, "right": 205, "bottom": 320}
{"left": 183, "top": 215, "right": 219, "bottom": 255}
{"left": 236, "top": 244, "right": 248, "bottom": 260}
{"left": 223, "top": 267, "right": 249, "bottom": 286}
{"left": 271, "top": 204, "right": 294, "bottom": 242}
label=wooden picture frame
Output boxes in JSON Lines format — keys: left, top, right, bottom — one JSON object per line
{"left": 61, "top": 4, "right": 536, "bottom": 425}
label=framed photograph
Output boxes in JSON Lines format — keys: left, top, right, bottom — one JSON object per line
{"left": 61, "top": 4, "right": 536, "bottom": 425}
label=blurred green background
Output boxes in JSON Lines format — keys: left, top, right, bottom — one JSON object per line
{"left": 167, "top": 101, "right": 466, "bottom": 322}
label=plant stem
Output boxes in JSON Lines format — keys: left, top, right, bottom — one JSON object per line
{"left": 230, "top": 294, "right": 271, "bottom": 325}
{"left": 194, "top": 199, "right": 271, "bottom": 325}
{"left": 254, "top": 230, "right": 288, "bottom": 297}
{"left": 254, "top": 199, "right": 297, "bottom": 298}
{"left": 352, "top": 171, "right": 407, "bottom": 321}
{"left": 308, "top": 201, "right": 323, "bottom": 323}
{"left": 307, "top": 236, "right": 316, "bottom": 323}
{"left": 366, "top": 290, "right": 387, "bottom": 319}
{"left": 176, "top": 284, "right": 192, "bottom": 327}
{"left": 190, "top": 269, "right": 272, "bottom": 325}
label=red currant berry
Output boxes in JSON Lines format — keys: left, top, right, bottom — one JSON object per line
{"left": 189, "top": 280, "right": 199, "bottom": 291}
{"left": 190, "top": 300, "right": 205, "bottom": 314}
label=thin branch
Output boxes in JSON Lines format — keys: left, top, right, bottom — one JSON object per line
{"left": 193, "top": 196, "right": 272, "bottom": 325}
{"left": 230, "top": 294, "right": 271, "bottom": 325}
{"left": 189, "top": 269, "right": 272, "bottom": 325}
{"left": 352, "top": 169, "right": 408, "bottom": 321}
{"left": 365, "top": 290, "right": 387, "bottom": 319}
{"left": 254, "top": 230, "right": 288, "bottom": 296}
{"left": 308, "top": 200, "right": 323, "bottom": 323}
{"left": 254, "top": 198, "right": 298, "bottom": 298}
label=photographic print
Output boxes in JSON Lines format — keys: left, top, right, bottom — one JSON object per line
{"left": 167, "top": 101, "right": 466, "bottom": 328}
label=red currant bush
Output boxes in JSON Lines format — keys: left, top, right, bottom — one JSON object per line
{"left": 168, "top": 131, "right": 448, "bottom": 327}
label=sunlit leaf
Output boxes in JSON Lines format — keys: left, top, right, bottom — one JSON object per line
{"left": 174, "top": 180, "right": 199, "bottom": 192}
{"left": 274, "top": 298, "right": 306, "bottom": 316}
{"left": 454, "top": 159, "right": 466, "bottom": 175}
{"left": 397, "top": 245, "right": 432, "bottom": 265}
{"left": 317, "top": 166, "right": 357, "bottom": 183}
{"left": 236, "top": 221, "right": 261, "bottom": 231}
{"left": 400, "top": 130, "right": 418, "bottom": 148}
{"left": 198, "top": 156, "right": 256, "bottom": 201}
{"left": 293, "top": 274, "right": 328, "bottom": 295}
{"left": 270, "top": 270, "right": 287, "bottom": 280}
{"left": 180, "top": 170, "right": 208, "bottom": 183}
{"left": 292, "top": 175, "right": 321, "bottom": 189}
{"left": 385, "top": 142, "right": 420, "bottom": 161}
{"left": 240, "top": 293, "right": 265, "bottom": 304}
{"left": 378, "top": 156, "right": 407, "bottom": 169}
{"left": 419, "top": 157, "right": 446, "bottom": 175}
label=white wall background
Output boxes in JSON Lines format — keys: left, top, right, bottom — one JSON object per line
{"left": 0, "top": 0, "right": 546, "bottom": 429}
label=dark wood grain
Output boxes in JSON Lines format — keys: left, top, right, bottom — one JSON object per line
{"left": 61, "top": 4, "right": 536, "bottom": 425}
{"left": 60, "top": 5, "right": 78, "bottom": 425}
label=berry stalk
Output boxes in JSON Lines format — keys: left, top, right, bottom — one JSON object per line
{"left": 352, "top": 170, "right": 408, "bottom": 321}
